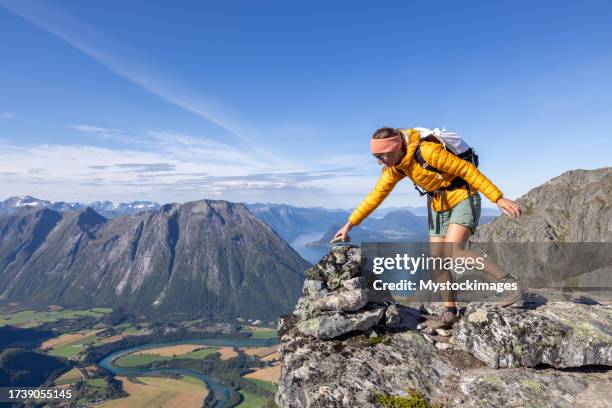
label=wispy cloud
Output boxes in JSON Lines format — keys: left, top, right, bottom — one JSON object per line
{"left": 0, "top": 0, "right": 278, "bottom": 164}
{"left": 0, "top": 135, "right": 364, "bottom": 205}
{"left": 0, "top": 1, "right": 386, "bottom": 207}
{"left": 114, "top": 163, "right": 176, "bottom": 172}
{"left": 72, "top": 124, "right": 123, "bottom": 134}
{"left": 0, "top": 112, "right": 15, "bottom": 120}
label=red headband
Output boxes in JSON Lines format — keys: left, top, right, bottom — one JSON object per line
{"left": 370, "top": 135, "right": 403, "bottom": 154}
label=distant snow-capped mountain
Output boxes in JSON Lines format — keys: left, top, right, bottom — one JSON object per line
{"left": 88, "top": 200, "right": 160, "bottom": 218}
{"left": 0, "top": 196, "right": 84, "bottom": 215}
{"left": 0, "top": 196, "right": 160, "bottom": 218}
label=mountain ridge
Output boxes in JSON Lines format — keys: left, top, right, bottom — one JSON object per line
{"left": 0, "top": 199, "right": 309, "bottom": 320}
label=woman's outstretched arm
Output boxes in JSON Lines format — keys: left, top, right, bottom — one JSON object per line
{"left": 334, "top": 166, "right": 405, "bottom": 241}
{"left": 420, "top": 142, "right": 521, "bottom": 217}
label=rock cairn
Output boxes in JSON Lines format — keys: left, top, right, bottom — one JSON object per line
{"left": 285, "top": 245, "right": 419, "bottom": 340}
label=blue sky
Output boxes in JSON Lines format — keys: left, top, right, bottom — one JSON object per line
{"left": 0, "top": 0, "right": 610, "bottom": 209}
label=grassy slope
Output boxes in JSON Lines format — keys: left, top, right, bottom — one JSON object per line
{"left": 237, "top": 390, "right": 267, "bottom": 408}
{"left": 54, "top": 368, "right": 82, "bottom": 385}
{"left": 246, "top": 378, "right": 278, "bottom": 393}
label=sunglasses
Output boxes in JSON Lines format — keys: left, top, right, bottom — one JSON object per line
{"left": 373, "top": 153, "right": 391, "bottom": 160}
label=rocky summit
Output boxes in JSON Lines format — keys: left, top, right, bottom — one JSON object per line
{"left": 276, "top": 168, "right": 612, "bottom": 408}
{"left": 276, "top": 245, "right": 611, "bottom": 408}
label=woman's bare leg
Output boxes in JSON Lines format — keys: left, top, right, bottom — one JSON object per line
{"left": 429, "top": 235, "right": 456, "bottom": 308}
{"left": 445, "top": 223, "right": 505, "bottom": 280}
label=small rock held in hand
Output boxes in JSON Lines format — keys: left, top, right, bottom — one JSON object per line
{"left": 330, "top": 236, "right": 350, "bottom": 244}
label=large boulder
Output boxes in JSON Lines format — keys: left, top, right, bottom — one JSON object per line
{"left": 296, "top": 306, "right": 386, "bottom": 340}
{"left": 455, "top": 302, "right": 612, "bottom": 368}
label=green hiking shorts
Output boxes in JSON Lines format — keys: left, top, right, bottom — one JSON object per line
{"left": 429, "top": 193, "right": 482, "bottom": 237}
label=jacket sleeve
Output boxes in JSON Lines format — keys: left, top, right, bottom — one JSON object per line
{"left": 421, "top": 142, "right": 503, "bottom": 203}
{"left": 348, "top": 166, "right": 405, "bottom": 225}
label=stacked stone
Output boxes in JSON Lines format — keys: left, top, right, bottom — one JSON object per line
{"left": 290, "top": 245, "right": 416, "bottom": 340}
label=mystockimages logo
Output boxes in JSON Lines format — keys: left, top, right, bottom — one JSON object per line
{"left": 371, "top": 278, "right": 518, "bottom": 293}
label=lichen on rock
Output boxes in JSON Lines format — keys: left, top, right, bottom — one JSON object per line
{"left": 276, "top": 242, "right": 612, "bottom": 407}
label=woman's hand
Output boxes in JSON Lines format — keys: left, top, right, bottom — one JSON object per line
{"left": 496, "top": 197, "right": 522, "bottom": 218}
{"left": 333, "top": 221, "right": 353, "bottom": 242}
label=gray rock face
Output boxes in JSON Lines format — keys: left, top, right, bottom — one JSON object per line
{"left": 472, "top": 167, "right": 612, "bottom": 243}
{"left": 279, "top": 251, "right": 611, "bottom": 407}
{"left": 313, "top": 288, "right": 370, "bottom": 312}
{"left": 467, "top": 168, "right": 612, "bottom": 295}
{"left": 456, "top": 302, "right": 612, "bottom": 368}
{"left": 277, "top": 314, "right": 612, "bottom": 408}
{"left": 277, "top": 169, "right": 612, "bottom": 407}
{"left": 296, "top": 306, "right": 386, "bottom": 340}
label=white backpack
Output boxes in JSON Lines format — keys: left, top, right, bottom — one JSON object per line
{"left": 408, "top": 127, "right": 479, "bottom": 169}
{"left": 406, "top": 127, "right": 480, "bottom": 229}
{"left": 413, "top": 127, "right": 472, "bottom": 156}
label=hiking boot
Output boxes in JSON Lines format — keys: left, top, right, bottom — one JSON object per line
{"left": 423, "top": 309, "right": 460, "bottom": 330}
{"left": 493, "top": 273, "right": 527, "bottom": 307}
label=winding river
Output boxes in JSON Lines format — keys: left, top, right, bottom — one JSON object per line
{"left": 98, "top": 337, "right": 277, "bottom": 408}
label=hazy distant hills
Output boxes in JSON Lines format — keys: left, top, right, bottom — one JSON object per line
{"left": 371, "top": 205, "right": 501, "bottom": 217}
{"left": 0, "top": 196, "right": 499, "bottom": 244}
{"left": 245, "top": 203, "right": 350, "bottom": 242}
{"left": 247, "top": 203, "right": 499, "bottom": 244}
{"left": 310, "top": 209, "right": 428, "bottom": 247}
{"left": 0, "top": 196, "right": 501, "bottom": 266}
{"left": 248, "top": 203, "right": 498, "bottom": 252}
{"left": 0, "top": 200, "right": 308, "bottom": 320}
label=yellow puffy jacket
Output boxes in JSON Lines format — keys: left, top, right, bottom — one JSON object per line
{"left": 348, "top": 128, "right": 503, "bottom": 226}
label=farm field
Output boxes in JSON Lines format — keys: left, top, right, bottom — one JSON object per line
{"left": 46, "top": 333, "right": 107, "bottom": 358}
{"left": 95, "top": 376, "right": 207, "bottom": 408}
{"left": 133, "top": 344, "right": 207, "bottom": 356}
{"left": 242, "top": 326, "right": 277, "bottom": 340}
{"left": 41, "top": 329, "right": 103, "bottom": 349}
{"left": 114, "top": 346, "right": 225, "bottom": 368}
{"left": 242, "top": 346, "right": 277, "bottom": 358}
{"left": 243, "top": 364, "right": 281, "bottom": 384}
{"left": 0, "top": 307, "right": 112, "bottom": 328}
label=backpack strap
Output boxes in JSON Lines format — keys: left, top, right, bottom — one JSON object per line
{"left": 414, "top": 144, "right": 440, "bottom": 174}
{"left": 466, "top": 184, "right": 477, "bottom": 234}
{"left": 413, "top": 142, "right": 479, "bottom": 229}
{"left": 427, "top": 194, "right": 433, "bottom": 230}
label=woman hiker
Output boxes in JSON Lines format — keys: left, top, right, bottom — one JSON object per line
{"left": 333, "top": 127, "right": 522, "bottom": 330}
